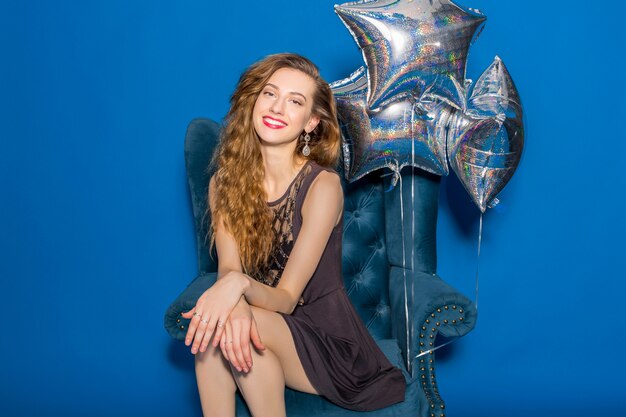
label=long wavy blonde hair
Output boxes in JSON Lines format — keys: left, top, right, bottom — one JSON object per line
{"left": 208, "top": 53, "right": 341, "bottom": 275}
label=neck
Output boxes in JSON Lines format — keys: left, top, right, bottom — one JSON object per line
{"left": 260, "top": 147, "right": 307, "bottom": 197}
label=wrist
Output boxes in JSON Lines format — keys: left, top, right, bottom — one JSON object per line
{"left": 239, "top": 272, "right": 251, "bottom": 296}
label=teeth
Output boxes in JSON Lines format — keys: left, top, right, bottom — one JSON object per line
{"left": 264, "top": 117, "right": 286, "bottom": 127}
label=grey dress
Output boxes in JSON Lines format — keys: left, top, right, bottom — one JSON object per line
{"left": 251, "top": 160, "right": 406, "bottom": 411}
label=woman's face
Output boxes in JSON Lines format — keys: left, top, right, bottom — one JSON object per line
{"left": 252, "top": 68, "right": 320, "bottom": 149}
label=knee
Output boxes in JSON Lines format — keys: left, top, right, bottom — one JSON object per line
{"left": 195, "top": 344, "right": 226, "bottom": 367}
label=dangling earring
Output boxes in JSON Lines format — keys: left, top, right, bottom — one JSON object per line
{"left": 302, "top": 132, "right": 311, "bottom": 157}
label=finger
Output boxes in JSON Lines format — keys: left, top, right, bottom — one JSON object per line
{"left": 250, "top": 318, "right": 266, "bottom": 351}
{"left": 191, "top": 315, "right": 211, "bottom": 354}
{"left": 184, "top": 311, "right": 203, "bottom": 346}
{"left": 224, "top": 324, "right": 241, "bottom": 371}
{"left": 219, "top": 323, "right": 231, "bottom": 361}
{"left": 224, "top": 325, "right": 241, "bottom": 372}
{"left": 199, "top": 312, "right": 222, "bottom": 352}
{"left": 231, "top": 321, "right": 247, "bottom": 372}
{"left": 239, "top": 321, "right": 253, "bottom": 369}
{"left": 180, "top": 307, "right": 195, "bottom": 318}
{"left": 211, "top": 315, "right": 228, "bottom": 347}
{"left": 199, "top": 322, "right": 215, "bottom": 353}
{"left": 212, "top": 317, "right": 226, "bottom": 347}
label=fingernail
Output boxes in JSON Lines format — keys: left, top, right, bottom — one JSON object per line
{"left": 247, "top": 361, "right": 252, "bottom": 368}
{"left": 185, "top": 339, "right": 190, "bottom": 345}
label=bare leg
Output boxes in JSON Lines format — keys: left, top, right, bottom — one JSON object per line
{"left": 232, "top": 306, "right": 317, "bottom": 417}
{"left": 232, "top": 347, "right": 286, "bottom": 417}
{"left": 195, "top": 306, "right": 317, "bottom": 417}
{"left": 250, "top": 306, "right": 317, "bottom": 394}
{"left": 195, "top": 345, "right": 237, "bottom": 417}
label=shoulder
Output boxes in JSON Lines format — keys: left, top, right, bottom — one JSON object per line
{"left": 306, "top": 162, "right": 343, "bottom": 202}
{"left": 301, "top": 165, "right": 343, "bottom": 221}
{"left": 309, "top": 169, "right": 342, "bottom": 195}
{"left": 307, "top": 161, "right": 341, "bottom": 188}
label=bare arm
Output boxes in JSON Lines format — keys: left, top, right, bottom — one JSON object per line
{"left": 182, "top": 176, "right": 264, "bottom": 363}
{"left": 208, "top": 176, "right": 245, "bottom": 280}
{"left": 183, "top": 171, "right": 342, "bottom": 357}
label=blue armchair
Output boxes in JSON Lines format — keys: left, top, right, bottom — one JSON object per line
{"left": 165, "top": 118, "right": 477, "bottom": 417}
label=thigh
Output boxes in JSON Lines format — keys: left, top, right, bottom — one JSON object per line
{"left": 250, "top": 306, "right": 318, "bottom": 395}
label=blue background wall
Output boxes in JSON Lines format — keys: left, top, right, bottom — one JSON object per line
{"left": 2, "top": 1, "right": 624, "bottom": 416}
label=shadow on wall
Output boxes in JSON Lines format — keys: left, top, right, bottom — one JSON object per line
{"left": 426, "top": 168, "right": 480, "bottom": 367}
{"left": 440, "top": 172, "right": 482, "bottom": 237}
{"left": 428, "top": 335, "right": 458, "bottom": 362}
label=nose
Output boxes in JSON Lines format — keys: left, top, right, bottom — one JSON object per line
{"left": 270, "top": 97, "right": 285, "bottom": 115}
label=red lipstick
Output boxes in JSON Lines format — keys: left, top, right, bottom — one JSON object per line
{"left": 262, "top": 116, "right": 287, "bottom": 129}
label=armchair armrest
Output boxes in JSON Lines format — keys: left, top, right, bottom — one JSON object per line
{"left": 164, "top": 272, "right": 217, "bottom": 340}
{"left": 389, "top": 267, "right": 477, "bottom": 415}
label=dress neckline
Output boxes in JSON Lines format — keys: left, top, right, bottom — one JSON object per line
{"left": 267, "top": 160, "right": 312, "bottom": 206}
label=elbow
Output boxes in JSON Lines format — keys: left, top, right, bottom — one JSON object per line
{"left": 278, "top": 307, "right": 293, "bottom": 315}
{"left": 246, "top": 286, "right": 299, "bottom": 314}
{"left": 283, "top": 303, "right": 297, "bottom": 315}
{"left": 278, "top": 292, "right": 299, "bottom": 315}
{"left": 278, "top": 301, "right": 297, "bottom": 315}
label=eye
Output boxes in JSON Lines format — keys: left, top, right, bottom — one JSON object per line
{"left": 290, "top": 98, "right": 303, "bottom": 106}
{"left": 263, "top": 90, "right": 275, "bottom": 97}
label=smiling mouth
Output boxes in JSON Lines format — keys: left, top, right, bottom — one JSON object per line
{"left": 263, "top": 116, "right": 287, "bottom": 129}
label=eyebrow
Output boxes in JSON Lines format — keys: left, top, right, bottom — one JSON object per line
{"left": 265, "top": 83, "right": 307, "bottom": 102}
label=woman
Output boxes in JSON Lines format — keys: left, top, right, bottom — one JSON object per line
{"left": 182, "top": 53, "right": 405, "bottom": 417}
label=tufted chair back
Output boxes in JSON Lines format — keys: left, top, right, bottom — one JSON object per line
{"left": 340, "top": 175, "right": 392, "bottom": 340}
{"left": 340, "top": 167, "right": 440, "bottom": 343}
{"left": 184, "top": 118, "right": 441, "bottom": 344}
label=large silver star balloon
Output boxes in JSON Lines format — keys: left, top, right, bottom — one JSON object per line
{"left": 335, "top": 0, "right": 486, "bottom": 110}
{"left": 447, "top": 57, "right": 524, "bottom": 212}
{"left": 332, "top": 67, "right": 451, "bottom": 182}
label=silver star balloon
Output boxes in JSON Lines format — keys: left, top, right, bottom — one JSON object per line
{"left": 332, "top": 67, "right": 451, "bottom": 182}
{"left": 447, "top": 56, "right": 524, "bottom": 212}
{"left": 334, "top": 0, "right": 486, "bottom": 110}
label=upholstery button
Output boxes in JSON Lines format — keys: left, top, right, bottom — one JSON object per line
{"left": 353, "top": 210, "right": 360, "bottom": 218}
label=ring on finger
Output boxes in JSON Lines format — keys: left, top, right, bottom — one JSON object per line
{"left": 200, "top": 319, "right": 209, "bottom": 324}
{"left": 217, "top": 320, "right": 224, "bottom": 328}
{"left": 193, "top": 312, "right": 200, "bottom": 317}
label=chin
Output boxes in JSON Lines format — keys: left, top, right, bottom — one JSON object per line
{"left": 257, "top": 130, "right": 299, "bottom": 146}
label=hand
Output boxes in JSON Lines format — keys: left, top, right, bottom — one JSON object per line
{"left": 219, "top": 299, "right": 266, "bottom": 373}
{"left": 181, "top": 272, "right": 248, "bottom": 354}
